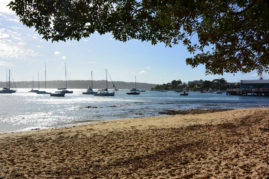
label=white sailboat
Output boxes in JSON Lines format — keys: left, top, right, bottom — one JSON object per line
{"left": 37, "top": 64, "right": 50, "bottom": 94}
{"left": 83, "top": 71, "right": 96, "bottom": 95}
{"left": 29, "top": 76, "right": 39, "bottom": 93}
{"left": 127, "top": 76, "right": 140, "bottom": 95}
{"left": 58, "top": 63, "right": 73, "bottom": 94}
{"left": 50, "top": 90, "right": 65, "bottom": 97}
{"left": 0, "top": 69, "right": 16, "bottom": 94}
{"left": 94, "top": 69, "right": 115, "bottom": 96}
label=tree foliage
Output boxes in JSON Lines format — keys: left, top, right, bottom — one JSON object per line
{"left": 8, "top": 0, "right": 269, "bottom": 74}
{"left": 152, "top": 78, "right": 237, "bottom": 91}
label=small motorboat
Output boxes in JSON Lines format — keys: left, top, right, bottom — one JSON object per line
{"left": 0, "top": 87, "right": 16, "bottom": 94}
{"left": 94, "top": 70, "right": 115, "bottom": 97}
{"left": 36, "top": 90, "right": 50, "bottom": 94}
{"left": 83, "top": 87, "right": 96, "bottom": 95}
{"left": 0, "top": 70, "right": 16, "bottom": 94}
{"left": 127, "top": 88, "right": 140, "bottom": 95}
{"left": 94, "top": 89, "right": 115, "bottom": 96}
{"left": 180, "top": 91, "right": 188, "bottom": 96}
{"left": 29, "top": 89, "right": 39, "bottom": 93}
{"left": 50, "top": 91, "right": 65, "bottom": 97}
{"left": 83, "top": 71, "right": 96, "bottom": 95}
{"left": 58, "top": 88, "right": 73, "bottom": 94}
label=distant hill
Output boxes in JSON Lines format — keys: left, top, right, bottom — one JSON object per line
{"left": 0, "top": 80, "right": 156, "bottom": 90}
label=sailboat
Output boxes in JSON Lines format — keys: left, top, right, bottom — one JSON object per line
{"left": 29, "top": 77, "right": 39, "bottom": 93}
{"left": 83, "top": 71, "right": 96, "bottom": 95}
{"left": 37, "top": 64, "right": 50, "bottom": 94}
{"left": 0, "top": 69, "right": 16, "bottom": 94}
{"left": 50, "top": 90, "right": 65, "bottom": 97}
{"left": 127, "top": 76, "right": 140, "bottom": 95}
{"left": 94, "top": 69, "right": 115, "bottom": 96}
{"left": 58, "top": 63, "right": 73, "bottom": 94}
{"left": 107, "top": 70, "right": 118, "bottom": 91}
{"left": 180, "top": 91, "right": 188, "bottom": 96}
{"left": 215, "top": 78, "right": 223, "bottom": 94}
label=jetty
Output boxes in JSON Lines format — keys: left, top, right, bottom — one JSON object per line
{"left": 226, "top": 80, "right": 269, "bottom": 96}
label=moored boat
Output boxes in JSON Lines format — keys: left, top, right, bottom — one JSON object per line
{"left": 83, "top": 71, "right": 96, "bottom": 95}
{"left": 58, "top": 63, "right": 73, "bottom": 94}
{"left": 0, "top": 70, "right": 16, "bottom": 94}
{"left": 58, "top": 88, "right": 73, "bottom": 94}
{"left": 0, "top": 87, "right": 16, "bottom": 94}
{"left": 127, "top": 76, "right": 140, "bottom": 95}
{"left": 94, "top": 88, "right": 115, "bottom": 96}
{"left": 94, "top": 70, "right": 115, "bottom": 96}
{"left": 50, "top": 90, "right": 65, "bottom": 97}
{"left": 180, "top": 91, "right": 188, "bottom": 96}
{"left": 127, "top": 88, "right": 140, "bottom": 95}
{"left": 37, "top": 64, "right": 49, "bottom": 95}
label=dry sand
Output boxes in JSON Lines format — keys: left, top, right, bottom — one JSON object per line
{"left": 0, "top": 108, "right": 268, "bottom": 178}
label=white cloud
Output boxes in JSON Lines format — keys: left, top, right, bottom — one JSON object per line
{"left": 0, "top": 28, "right": 38, "bottom": 59}
{"left": 138, "top": 66, "right": 151, "bottom": 75}
{"left": 145, "top": 66, "right": 151, "bottom": 70}
{"left": 139, "top": 70, "right": 147, "bottom": 75}
{"left": 252, "top": 73, "right": 258, "bottom": 77}
{"left": 54, "top": 51, "right": 61, "bottom": 55}
{"left": 32, "top": 34, "right": 38, "bottom": 39}
{"left": 0, "top": 40, "right": 38, "bottom": 58}
{"left": 62, "top": 56, "right": 66, "bottom": 60}
{"left": 0, "top": 3, "right": 41, "bottom": 60}
{"left": 252, "top": 72, "right": 269, "bottom": 78}
{"left": 0, "top": 0, "right": 14, "bottom": 15}
{"left": 0, "top": 29, "right": 9, "bottom": 39}
{"left": 0, "top": 61, "right": 12, "bottom": 67}
{"left": 17, "top": 41, "right": 25, "bottom": 46}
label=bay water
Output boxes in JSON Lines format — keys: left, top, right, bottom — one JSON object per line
{"left": 0, "top": 89, "right": 268, "bottom": 133}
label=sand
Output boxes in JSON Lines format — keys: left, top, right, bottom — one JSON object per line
{"left": 0, "top": 108, "right": 268, "bottom": 178}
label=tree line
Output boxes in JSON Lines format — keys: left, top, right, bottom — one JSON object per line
{"left": 152, "top": 78, "right": 240, "bottom": 91}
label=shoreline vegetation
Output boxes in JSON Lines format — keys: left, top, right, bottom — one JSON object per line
{"left": 152, "top": 78, "right": 239, "bottom": 92}
{"left": 0, "top": 108, "right": 268, "bottom": 178}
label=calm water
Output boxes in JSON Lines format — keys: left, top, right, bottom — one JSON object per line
{"left": 0, "top": 89, "right": 268, "bottom": 133}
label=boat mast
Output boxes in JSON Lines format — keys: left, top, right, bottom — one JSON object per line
{"left": 91, "top": 71, "right": 93, "bottom": 89}
{"left": 65, "top": 63, "right": 67, "bottom": 89}
{"left": 38, "top": 72, "right": 40, "bottom": 89}
{"left": 105, "top": 69, "right": 108, "bottom": 90}
{"left": 8, "top": 69, "right": 10, "bottom": 89}
{"left": 5, "top": 70, "right": 8, "bottom": 88}
{"left": 45, "top": 63, "right": 46, "bottom": 89}
{"left": 135, "top": 76, "right": 136, "bottom": 89}
{"left": 32, "top": 76, "right": 34, "bottom": 90}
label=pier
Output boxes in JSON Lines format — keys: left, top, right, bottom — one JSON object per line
{"left": 226, "top": 88, "right": 269, "bottom": 96}
{"left": 226, "top": 79, "right": 269, "bottom": 96}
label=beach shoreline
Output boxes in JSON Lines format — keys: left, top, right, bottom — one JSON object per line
{"left": 0, "top": 107, "right": 268, "bottom": 178}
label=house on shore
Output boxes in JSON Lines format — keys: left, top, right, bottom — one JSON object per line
{"left": 227, "top": 79, "right": 269, "bottom": 96}
{"left": 240, "top": 80, "right": 269, "bottom": 89}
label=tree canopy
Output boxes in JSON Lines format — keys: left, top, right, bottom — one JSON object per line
{"left": 8, "top": 0, "right": 269, "bottom": 74}
{"left": 152, "top": 78, "right": 237, "bottom": 91}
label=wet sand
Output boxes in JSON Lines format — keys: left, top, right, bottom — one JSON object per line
{"left": 0, "top": 108, "right": 268, "bottom": 178}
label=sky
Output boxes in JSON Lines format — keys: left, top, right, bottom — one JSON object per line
{"left": 0, "top": 0, "right": 268, "bottom": 84}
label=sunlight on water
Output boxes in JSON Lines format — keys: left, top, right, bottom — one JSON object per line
{"left": 0, "top": 88, "right": 269, "bottom": 133}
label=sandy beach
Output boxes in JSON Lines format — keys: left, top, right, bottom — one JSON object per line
{"left": 0, "top": 107, "right": 268, "bottom": 178}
